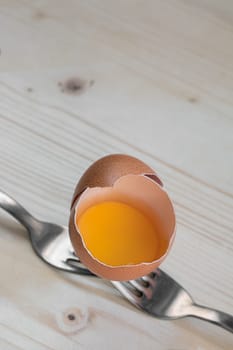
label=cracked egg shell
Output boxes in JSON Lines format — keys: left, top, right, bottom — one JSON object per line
{"left": 69, "top": 154, "right": 176, "bottom": 281}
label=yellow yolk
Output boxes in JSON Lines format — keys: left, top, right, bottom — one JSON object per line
{"left": 77, "top": 201, "right": 159, "bottom": 266}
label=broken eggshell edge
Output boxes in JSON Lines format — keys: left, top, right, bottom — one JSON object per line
{"left": 69, "top": 177, "right": 176, "bottom": 281}
{"left": 69, "top": 154, "right": 175, "bottom": 281}
{"left": 70, "top": 154, "right": 163, "bottom": 209}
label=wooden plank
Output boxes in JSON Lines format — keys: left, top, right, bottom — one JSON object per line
{"left": 0, "top": 0, "right": 232, "bottom": 349}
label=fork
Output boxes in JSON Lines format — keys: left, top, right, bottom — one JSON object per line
{"left": 112, "top": 270, "right": 233, "bottom": 333}
{"left": 0, "top": 190, "right": 93, "bottom": 275}
{"left": 1, "top": 191, "right": 232, "bottom": 333}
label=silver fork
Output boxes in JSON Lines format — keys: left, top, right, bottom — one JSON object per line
{"left": 112, "top": 270, "right": 233, "bottom": 333}
{"left": 1, "top": 191, "right": 233, "bottom": 333}
{"left": 0, "top": 191, "right": 93, "bottom": 275}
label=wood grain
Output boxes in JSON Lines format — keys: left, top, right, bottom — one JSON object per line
{"left": 0, "top": 0, "right": 232, "bottom": 349}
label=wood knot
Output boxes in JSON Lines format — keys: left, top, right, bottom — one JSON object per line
{"left": 33, "top": 10, "right": 48, "bottom": 20}
{"left": 187, "top": 96, "right": 198, "bottom": 104}
{"left": 58, "top": 77, "right": 94, "bottom": 95}
{"left": 55, "top": 307, "right": 89, "bottom": 334}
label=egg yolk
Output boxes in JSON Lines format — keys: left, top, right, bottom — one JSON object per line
{"left": 77, "top": 201, "right": 159, "bottom": 266}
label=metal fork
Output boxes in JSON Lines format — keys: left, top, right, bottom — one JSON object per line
{"left": 112, "top": 270, "right": 233, "bottom": 333}
{"left": 0, "top": 191, "right": 93, "bottom": 275}
{"left": 1, "top": 191, "right": 232, "bottom": 333}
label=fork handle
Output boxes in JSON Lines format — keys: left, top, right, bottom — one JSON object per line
{"left": 189, "top": 303, "right": 233, "bottom": 333}
{"left": 0, "top": 191, "right": 38, "bottom": 232}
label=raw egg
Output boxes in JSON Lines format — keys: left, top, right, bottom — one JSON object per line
{"left": 69, "top": 154, "right": 176, "bottom": 281}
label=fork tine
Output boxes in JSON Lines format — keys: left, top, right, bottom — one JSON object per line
{"left": 60, "top": 260, "right": 82, "bottom": 273}
{"left": 65, "top": 249, "right": 80, "bottom": 261}
{"left": 142, "top": 275, "right": 156, "bottom": 287}
{"left": 45, "top": 259, "right": 84, "bottom": 274}
{"left": 129, "top": 279, "right": 147, "bottom": 293}
{"left": 65, "top": 258, "right": 96, "bottom": 276}
{"left": 129, "top": 279, "right": 153, "bottom": 299}
{"left": 111, "top": 281, "right": 142, "bottom": 307}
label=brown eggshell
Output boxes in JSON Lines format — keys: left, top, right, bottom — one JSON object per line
{"left": 71, "top": 154, "right": 163, "bottom": 208}
{"left": 69, "top": 154, "right": 175, "bottom": 281}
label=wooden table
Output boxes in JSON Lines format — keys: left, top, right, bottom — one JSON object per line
{"left": 0, "top": 1, "right": 232, "bottom": 349}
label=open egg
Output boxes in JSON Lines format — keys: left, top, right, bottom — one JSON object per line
{"left": 69, "top": 154, "right": 176, "bottom": 281}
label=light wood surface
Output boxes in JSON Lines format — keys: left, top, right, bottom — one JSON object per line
{"left": 0, "top": 1, "right": 233, "bottom": 349}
